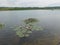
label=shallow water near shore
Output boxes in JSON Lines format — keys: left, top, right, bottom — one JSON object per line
{"left": 0, "top": 10, "right": 60, "bottom": 45}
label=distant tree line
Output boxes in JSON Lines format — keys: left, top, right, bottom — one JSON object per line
{"left": 0, "top": 6, "right": 60, "bottom": 10}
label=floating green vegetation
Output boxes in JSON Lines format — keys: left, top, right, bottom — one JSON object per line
{"left": 24, "top": 18, "right": 38, "bottom": 24}
{"left": 14, "top": 18, "right": 43, "bottom": 38}
{"left": 0, "top": 23, "right": 5, "bottom": 29}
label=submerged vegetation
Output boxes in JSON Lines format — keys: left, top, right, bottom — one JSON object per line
{"left": 14, "top": 18, "right": 43, "bottom": 37}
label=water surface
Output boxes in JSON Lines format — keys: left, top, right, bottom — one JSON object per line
{"left": 0, "top": 10, "right": 60, "bottom": 45}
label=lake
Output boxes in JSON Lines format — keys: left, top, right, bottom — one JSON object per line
{"left": 0, "top": 10, "right": 60, "bottom": 45}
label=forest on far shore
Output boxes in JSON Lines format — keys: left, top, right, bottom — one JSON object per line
{"left": 0, "top": 6, "right": 60, "bottom": 10}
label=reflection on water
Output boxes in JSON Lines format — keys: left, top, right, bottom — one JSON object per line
{"left": 0, "top": 10, "right": 60, "bottom": 45}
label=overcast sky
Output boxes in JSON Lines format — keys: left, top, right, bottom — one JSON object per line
{"left": 0, "top": 0, "right": 60, "bottom": 7}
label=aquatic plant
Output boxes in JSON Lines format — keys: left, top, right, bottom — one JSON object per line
{"left": 24, "top": 18, "right": 38, "bottom": 24}
{"left": 14, "top": 18, "right": 43, "bottom": 37}
{"left": 0, "top": 23, "right": 5, "bottom": 29}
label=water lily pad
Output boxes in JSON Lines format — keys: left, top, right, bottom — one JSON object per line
{"left": 0, "top": 24, "right": 5, "bottom": 29}
{"left": 27, "top": 31, "right": 32, "bottom": 33}
{"left": 25, "top": 34, "right": 29, "bottom": 37}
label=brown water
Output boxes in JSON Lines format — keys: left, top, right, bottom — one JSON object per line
{"left": 0, "top": 10, "right": 60, "bottom": 45}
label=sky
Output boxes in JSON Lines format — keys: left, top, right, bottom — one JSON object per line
{"left": 0, "top": 0, "right": 60, "bottom": 7}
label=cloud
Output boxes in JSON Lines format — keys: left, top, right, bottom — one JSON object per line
{"left": 0, "top": 0, "right": 60, "bottom": 7}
